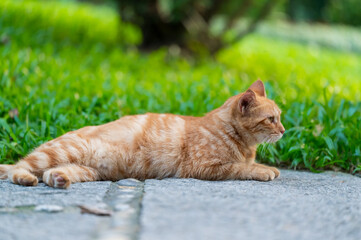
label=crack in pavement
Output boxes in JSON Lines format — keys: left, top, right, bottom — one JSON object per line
{"left": 97, "top": 179, "right": 144, "bottom": 240}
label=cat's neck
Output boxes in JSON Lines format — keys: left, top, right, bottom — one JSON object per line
{"left": 200, "top": 102, "right": 258, "bottom": 159}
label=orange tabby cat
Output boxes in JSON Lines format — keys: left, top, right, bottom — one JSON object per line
{"left": 0, "top": 80, "right": 285, "bottom": 188}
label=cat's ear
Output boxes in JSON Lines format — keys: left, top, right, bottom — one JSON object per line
{"left": 239, "top": 89, "right": 256, "bottom": 113}
{"left": 249, "top": 79, "right": 266, "bottom": 97}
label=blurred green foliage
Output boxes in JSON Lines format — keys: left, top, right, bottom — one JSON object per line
{"left": 325, "top": 0, "right": 361, "bottom": 26}
{"left": 117, "top": 0, "right": 279, "bottom": 52}
{"left": 256, "top": 22, "right": 361, "bottom": 54}
{"left": 286, "top": 0, "right": 361, "bottom": 26}
{"left": 0, "top": 0, "right": 360, "bottom": 174}
{"left": 0, "top": 0, "right": 141, "bottom": 48}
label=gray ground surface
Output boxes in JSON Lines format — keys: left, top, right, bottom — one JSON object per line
{"left": 1, "top": 170, "right": 361, "bottom": 240}
{"left": 140, "top": 170, "right": 361, "bottom": 240}
{"left": 0, "top": 181, "right": 112, "bottom": 207}
{"left": 0, "top": 179, "right": 143, "bottom": 240}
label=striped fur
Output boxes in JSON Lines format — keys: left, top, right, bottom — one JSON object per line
{"left": 1, "top": 80, "right": 285, "bottom": 188}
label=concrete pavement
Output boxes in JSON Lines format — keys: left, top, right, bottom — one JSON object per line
{"left": 1, "top": 170, "right": 361, "bottom": 240}
{"left": 140, "top": 170, "right": 361, "bottom": 240}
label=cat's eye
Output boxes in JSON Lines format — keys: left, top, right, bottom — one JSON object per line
{"left": 268, "top": 116, "right": 275, "bottom": 123}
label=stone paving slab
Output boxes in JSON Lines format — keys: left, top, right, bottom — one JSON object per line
{"left": 0, "top": 180, "right": 113, "bottom": 240}
{"left": 0, "top": 211, "right": 103, "bottom": 240}
{"left": 0, "top": 179, "right": 144, "bottom": 240}
{"left": 139, "top": 170, "right": 361, "bottom": 240}
{"left": 0, "top": 180, "right": 112, "bottom": 207}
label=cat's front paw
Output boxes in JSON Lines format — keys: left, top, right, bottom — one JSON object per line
{"left": 253, "top": 169, "right": 275, "bottom": 181}
{"left": 267, "top": 166, "right": 280, "bottom": 179}
{"left": 249, "top": 165, "right": 280, "bottom": 181}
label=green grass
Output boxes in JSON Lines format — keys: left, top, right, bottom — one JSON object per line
{"left": 1, "top": 0, "right": 360, "bottom": 173}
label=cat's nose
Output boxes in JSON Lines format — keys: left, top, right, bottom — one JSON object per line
{"left": 280, "top": 129, "right": 285, "bottom": 135}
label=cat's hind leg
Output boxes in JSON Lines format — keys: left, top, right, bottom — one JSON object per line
{"left": 43, "top": 164, "right": 99, "bottom": 189}
{"left": 0, "top": 164, "right": 13, "bottom": 180}
{"left": 7, "top": 161, "right": 39, "bottom": 186}
{"left": 9, "top": 134, "right": 88, "bottom": 187}
{"left": 8, "top": 151, "right": 56, "bottom": 186}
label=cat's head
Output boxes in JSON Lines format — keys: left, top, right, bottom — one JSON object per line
{"left": 236, "top": 80, "right": 285, "bottom": 144}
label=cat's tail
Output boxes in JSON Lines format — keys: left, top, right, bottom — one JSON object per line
{"left": 0, "top": 164, "right": 13, "bottom": 180}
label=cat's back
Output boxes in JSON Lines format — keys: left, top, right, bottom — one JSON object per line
{"left": 74, "top": 113, "right": 187, "bottom": 149}
{"left": 131, "top": 113, "right": 187, "bottom": 147}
